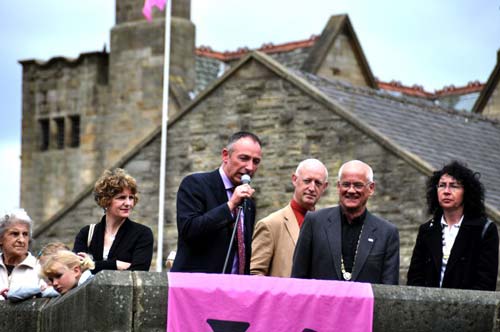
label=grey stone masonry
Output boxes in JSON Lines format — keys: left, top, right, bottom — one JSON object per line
{"left": 34, "top": 56, "right": 429, "bottom": 284}
{"left": 1, "top": 271, "right": 500, "bottom": 331}
{"left": 21, "top": 0, "right": 195, "bottom": 225}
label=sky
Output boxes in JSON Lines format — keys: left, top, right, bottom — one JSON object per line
{"left": 0, "top": 0, "right": 499, "bottom": 213}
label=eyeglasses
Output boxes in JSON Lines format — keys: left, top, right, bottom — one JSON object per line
{"left": 339, "top": 181, "right": 371, "bottom": 191}
{"left": 436, "top": 183, "right": 463, "bottom": 192}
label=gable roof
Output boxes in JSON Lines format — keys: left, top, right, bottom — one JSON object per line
{"left": 180, "top": 50, "right": 500, "bottom": 220}
{"left": 34, "top": 49, "right": 500, "bottom": 236}
{"left": 473, "top": 50, "right": 500, "bottom": 114}
{"left": 247, "top": 52, "right": 500, "bottom": 219}
{"left": 301, "top": 14, "right": 377, "bottom": 88}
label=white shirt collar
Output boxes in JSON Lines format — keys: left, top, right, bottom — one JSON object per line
{"left": 440, "top": 215, "right": 464, "bottom": 229}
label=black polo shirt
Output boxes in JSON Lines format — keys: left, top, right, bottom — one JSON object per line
{"left": 341, "top": 209, "right": 367, "bottom": 273}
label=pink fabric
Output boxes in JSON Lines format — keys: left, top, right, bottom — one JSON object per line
{"left": 142, "top": 0, "right": 166, "bottom": 21}
{"left": 167, "top": 272, "right": 374, "bottom": 332}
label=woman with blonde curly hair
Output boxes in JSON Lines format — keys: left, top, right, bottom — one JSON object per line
{"left": 40, "top": 250, "right": 95, "bottom": 295}
{"left": 73, "top": 168, "right": 153, "bottom": 273}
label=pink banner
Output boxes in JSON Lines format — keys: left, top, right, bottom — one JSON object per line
{"left": 167, "top": 272, "right": 374, "bottom": 332}
{"left": 142, "top": 0, "right": 166, "bottom": 21}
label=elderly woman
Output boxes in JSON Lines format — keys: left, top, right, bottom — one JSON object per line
{"left": 407, "top": 161, "right": 499, "bottom": 290}
{"left": 73, "top": 168, "right": 154, "bottom": 273}
{"left": 0, "top": 209, "right": 43, "bottom": 300}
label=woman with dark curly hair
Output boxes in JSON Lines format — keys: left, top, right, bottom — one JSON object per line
{"left": 407, "top": 161, "right": 499, "bottom": 290}
{"left": 73, "top": 168, "right": 153, "bottom": 273}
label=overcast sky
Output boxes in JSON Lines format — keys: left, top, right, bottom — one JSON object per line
{"left": 1, "top": 0, "right": 499, "bottom": 213}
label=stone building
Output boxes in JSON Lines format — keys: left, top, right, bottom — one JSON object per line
{"left": 21, "top": 1, "right": 500, "bottom": 281}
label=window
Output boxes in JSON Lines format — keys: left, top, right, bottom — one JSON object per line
{"left": 69, "top": 115, "right": 80, "bottom": 148}
{"left": 39, "top": 119, "right": 49, "bottom": 151}
{"left": 54, "top": 117, "right": 65, "bottom": 149}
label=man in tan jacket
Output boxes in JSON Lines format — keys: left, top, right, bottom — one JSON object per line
{"left": 250, "top": 159, "right": 329, "bottom": 277}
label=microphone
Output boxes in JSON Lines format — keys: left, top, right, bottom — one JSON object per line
{"left": 241, "top": 174, "right": 251, "bottom": 185}
{"left": 241, "top": 174, "right": 252, "bottom": 209}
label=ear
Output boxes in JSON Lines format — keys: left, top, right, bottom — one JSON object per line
{"left": 73, "top": 265, "right": 82, "bottom": 278}
{"left": 291, "top": 173, "right": 298, "bottom": 187}
{"left": 221, "top": 148, "right": 230, "bottom": 164}
{"left": 367, "top": 182, "right": 375, "bottom": 196}
{"left": 323, "top": 181, "right": 329, "bottom": 191}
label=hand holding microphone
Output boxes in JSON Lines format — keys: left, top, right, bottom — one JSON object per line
{"left": 227, "top": 174, "right": 254, "bottom": 211}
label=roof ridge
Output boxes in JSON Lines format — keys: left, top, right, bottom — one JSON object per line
{"left": 18, "top": 50, "right": 108, "bottom": 68}
{"left": 377, "top": 79, "right": 485, "bottom": 98}
{"left": 196, "top": 35, "right": 319, "bottom": 61}
{"left": 301, "top": 71, "right": 500, "bottom": 126}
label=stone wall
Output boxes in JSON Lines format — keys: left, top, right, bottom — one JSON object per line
{"left": 20, "top": 53, "right": 109, "bottom": 223}
{"left": 21, "top": 0, "right": 195, "bottom": 225}
{"left": 1, "top": 270, "right": 500, "bottom": 332}
{"left": 483, "top": 77, "right": 500, "bottom": 119}
{"left": 317, "top": 31, "right": 369, "bottom": 87}
{"left": 35, "top": 58, "right": 428, "bottom": 283}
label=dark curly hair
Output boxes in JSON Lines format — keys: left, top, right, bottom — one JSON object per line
{"left": 426, "top": 161, "right": 485, "bottom": 220}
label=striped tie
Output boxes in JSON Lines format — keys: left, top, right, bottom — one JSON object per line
{"left": 236, "top": 210, "right": 245, "bottom": 274}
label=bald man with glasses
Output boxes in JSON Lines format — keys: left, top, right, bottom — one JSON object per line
{"left": 291, "top": 160, "right": 400, "bottom": 284}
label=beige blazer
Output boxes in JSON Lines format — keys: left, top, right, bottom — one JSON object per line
{"left": 250, "top": 204, "right": 300, "bottom": 277}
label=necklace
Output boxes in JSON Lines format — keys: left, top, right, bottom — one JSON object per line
{"left": 106, "top": 228, "right": 119, "bottom": 241}
{"left": 340, "top": 224, "right": 364, "bottom": 281}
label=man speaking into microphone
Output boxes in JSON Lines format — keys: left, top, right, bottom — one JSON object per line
{"left": 171, "top": 132, "right": 263, "bottom": 274}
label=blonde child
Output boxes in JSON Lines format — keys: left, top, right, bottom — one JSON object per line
{"left": 37, "top": 242, "right": 70, "bottom": 265}
{"left": 41, "top": 250, "right": 95, "bottom": 295}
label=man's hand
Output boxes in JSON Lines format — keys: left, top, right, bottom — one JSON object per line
{"left": 227, "top": 183, "right": 255, "bottom": 211}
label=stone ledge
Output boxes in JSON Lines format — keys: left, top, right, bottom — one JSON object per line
{"left": 1, "top": 271, "right": 499, "bottom": 331}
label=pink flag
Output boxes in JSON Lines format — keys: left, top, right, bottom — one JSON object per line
{"left": 142, "top": 0, "right": 166, "bottom": 21}
{"left": 167, "top": 272, "right": 374, "bottom": 332}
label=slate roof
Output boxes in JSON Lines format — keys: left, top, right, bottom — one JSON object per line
{"left": 268, "top": 47, "right": 311, "bottom": 70}
{"left": 195, "top": 55, "right": 226, "bottom": 94}
{"left": 293, "top": 70, "right": 500, "bottom": 212}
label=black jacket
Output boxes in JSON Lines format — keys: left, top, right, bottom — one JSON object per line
{"left": 171, "top": 169, "right": 256, "bottom": 274}
{"left": 407, "top": 215, "right": 498, "bottom": 291}
{"left": 291, "top": 206, "right": 400, "bottom": 285}
{"left": 73, "top": 216, "right": 154, "bottom": 273}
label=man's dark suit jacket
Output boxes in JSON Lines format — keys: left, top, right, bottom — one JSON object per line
{"left": 73, "top": 216, "right": 154, "bottom": 273}
{"left": 291, "top": 206, "right": 400, "bottom": 285}
{"left": 171, "top": 169, "right": 256, "bottom": 274}
{"left": 407, "top": 214, "right": 498, "bottom": 290}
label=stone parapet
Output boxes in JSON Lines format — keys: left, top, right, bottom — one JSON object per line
{"left": 1, "top": 271, "right": 500, "bottom": 331}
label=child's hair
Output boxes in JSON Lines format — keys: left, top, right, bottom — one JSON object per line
{"left": 41, "top": 250, "right": 95, "bottom": 279}
{"left": 38, "top": 242, "right": 70, "bottom": 259}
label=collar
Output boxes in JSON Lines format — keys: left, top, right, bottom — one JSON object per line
{"left": 340, "top": 208, "right": 367, "bottom": 225}
{"left": 440, "top": 215, "right": 464, "bottom": 229}
{"left": 290, "top": 199, "right": 309, "bottom": 215}
{"left": 219, "top": 166, "right": 234, "bottom": 191}
{"left": 0, "top": 252, "right": 37, "bottom": 269}
{"left": 78, "top": 269, "right": 94, "bottom": 286}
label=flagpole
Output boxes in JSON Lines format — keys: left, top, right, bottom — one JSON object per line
{"left": 156, "top": 0, "right": 171, "bottom": 272}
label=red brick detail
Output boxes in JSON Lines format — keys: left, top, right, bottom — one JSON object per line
{"left": 377, "top": 80, "right": 434, "bottom": 98}
{"left": 434, "top": 81, "right": 484, "bottom": 97}
{"left": 196, "top": 35, "right": 319, "bottom": 61}
{"left": 377, "top": 80, "right": 485, "bottom": 99}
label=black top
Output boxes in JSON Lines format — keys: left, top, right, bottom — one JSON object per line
{"left": 73, "top": 216, "right": 154, "bottom": 273}
{"left": 407, "top": 214, "right": 499, "bottom": 290}
{"left": 341, "top": 209, "right": 367, "bottom": 272}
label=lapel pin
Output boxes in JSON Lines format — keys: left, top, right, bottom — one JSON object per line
{"left": 368, "top": 238, "right": 374, "bottom": 242}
